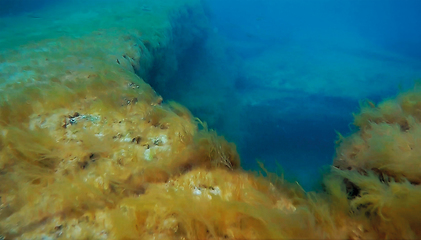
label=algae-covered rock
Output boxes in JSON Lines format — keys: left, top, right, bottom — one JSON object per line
{"left": 0, "top": 0, "right": 420, "bottom": 239}
{"left": 332, "top": 87, "right": 421, "bottom": 239}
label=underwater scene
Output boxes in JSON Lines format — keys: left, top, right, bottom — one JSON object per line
{"left": 0, "top": 0, "right": 420, "bottom": 239}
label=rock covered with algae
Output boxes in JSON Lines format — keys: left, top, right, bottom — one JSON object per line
{"left": 0, "top": 0, "right": 420, "bottom": 239}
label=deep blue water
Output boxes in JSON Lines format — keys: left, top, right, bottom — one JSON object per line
{"left": 2, "top": 0, "right": 420, "bottom": 190}
{"left": 172, "top": 0, "right": 421, "bottom": 189}
{"left": 0, "top": 0, "right": 54, "bottom": 15}
{"left": 206, "top": 0, "right": 421, "bottom": 60}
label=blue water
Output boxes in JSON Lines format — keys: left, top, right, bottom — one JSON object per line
{"left": 162, "top": 0, "right": 421, "bottom": 189}
{"left": 0, "top": 0, "right": 54, "bottom": 16}
{"left": 2, "top": 0, "right": 421, "bottom": 190}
